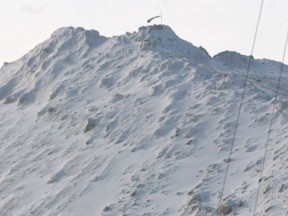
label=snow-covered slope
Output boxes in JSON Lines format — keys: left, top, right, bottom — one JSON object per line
{"left": 1, "top": 25, "right": 288, "bottom": 216}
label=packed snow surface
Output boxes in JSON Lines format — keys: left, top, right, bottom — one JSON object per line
{"left": 1, "top": 25, "right": 288, "bottom": 216}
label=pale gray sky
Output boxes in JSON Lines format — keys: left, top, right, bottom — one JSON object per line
{"left": 1, "top": 0, "right": 288, "bottom": 67}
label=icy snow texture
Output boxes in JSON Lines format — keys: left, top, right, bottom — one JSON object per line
{"left": 1, "top": 25, "right": 288, "bottom": 216}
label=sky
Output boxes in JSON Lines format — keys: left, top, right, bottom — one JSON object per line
{"left": 1, "top": 0, "right": 288, "bottom": 67}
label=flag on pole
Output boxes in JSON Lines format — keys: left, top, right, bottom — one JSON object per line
{"left": 147, "top": 16, "right": 161, "bottom": 23}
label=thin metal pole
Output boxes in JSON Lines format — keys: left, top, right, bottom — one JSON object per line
{"left": 252, "top": 29, "right": 288, "bottom": 216}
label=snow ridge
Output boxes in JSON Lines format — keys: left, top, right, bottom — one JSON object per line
{"left": 0, "top": 25, "right": 288, "bottom": 216}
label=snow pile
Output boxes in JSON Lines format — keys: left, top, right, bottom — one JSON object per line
{"left": 131, "top": 25, "right": 211, "bottom": 63}
{"left": 0, "top": 25, "right": 288, "bottom": 216}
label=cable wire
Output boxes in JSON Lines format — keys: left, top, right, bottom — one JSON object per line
{"left": 217, "top": 0, "right": 265, "bottom": 214}
{"left": 252, "top": 29, "right": 288, "bottom": 216}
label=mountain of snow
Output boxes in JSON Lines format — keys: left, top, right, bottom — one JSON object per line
{"left": 1, "top": 25, "right": 288, "bottom": 216}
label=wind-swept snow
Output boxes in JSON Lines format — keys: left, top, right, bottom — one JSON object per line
{"left": 0, "top": 25, "right": 288, "bottom": 216}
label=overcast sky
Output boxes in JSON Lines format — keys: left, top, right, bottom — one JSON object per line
{"left": 1, "top": 0, "right": 288, "bottom": 67}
